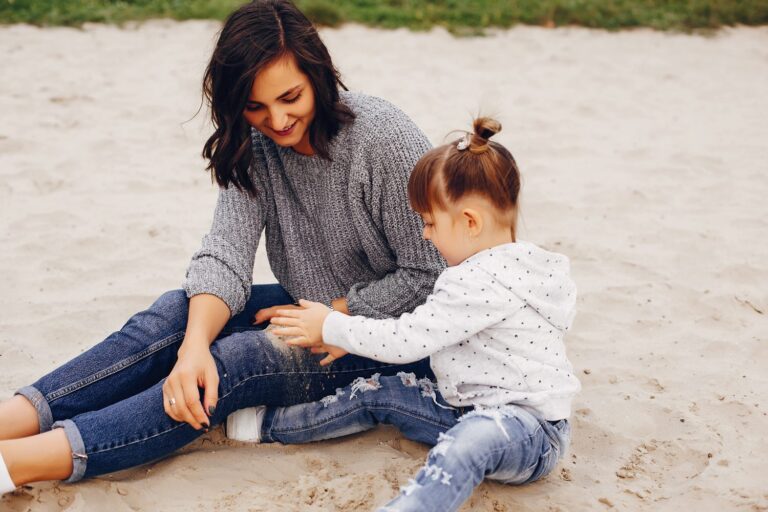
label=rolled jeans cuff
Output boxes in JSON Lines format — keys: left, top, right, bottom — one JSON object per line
{"left": 51, "top": 419, "right": 88, "bottom": 483}
{"left": 15, "top": 385, "right": 54, "bottom": 433}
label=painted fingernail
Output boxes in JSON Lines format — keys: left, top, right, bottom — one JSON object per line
{"left": 208, "top": 405, "right": 216, "bottom": 415}
{"left": 203, "top": 422, "right": 210, "bottom": 429}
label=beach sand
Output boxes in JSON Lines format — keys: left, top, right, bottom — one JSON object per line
{"left": 1, "top": 20, "right": 767, "bottom": 511}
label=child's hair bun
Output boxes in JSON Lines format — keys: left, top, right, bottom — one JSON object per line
{"left": 469, "top": 117, "right": 501, "bottom": 154}
{"left": 473, "top": 117, "right": 501, "bottom": 140}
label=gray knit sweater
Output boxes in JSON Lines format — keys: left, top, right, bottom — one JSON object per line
{"left": 183, "top": 92, "right": 445, "bottom": 319}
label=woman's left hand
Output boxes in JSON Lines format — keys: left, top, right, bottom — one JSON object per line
{"left": 271, "top": 299, "right": 332, "bottom": 347}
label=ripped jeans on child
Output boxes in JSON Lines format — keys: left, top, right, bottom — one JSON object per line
{"left": 257, "top": 372, "right": 570, "bottom": 512}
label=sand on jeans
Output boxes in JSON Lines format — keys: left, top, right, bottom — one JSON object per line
{"left": 0, "top": 20, "right": 767, "bottom": 511}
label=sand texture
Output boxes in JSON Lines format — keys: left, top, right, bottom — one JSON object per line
{"left": 1, "top": 20, "right": 767, "bottom": 511}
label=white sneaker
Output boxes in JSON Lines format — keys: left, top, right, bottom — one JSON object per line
{"left": 0, "top": 452, "right": 17, "bottom": 495}
{"left": 225, "top": 406, "right": 266, "bottom": 443}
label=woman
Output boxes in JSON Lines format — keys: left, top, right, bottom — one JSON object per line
{"left": 0, "top": 0, "right": 443, "bottom": 491}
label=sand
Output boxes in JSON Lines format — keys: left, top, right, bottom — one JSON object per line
{"left": 1, "top": 20, "right": 767, "bottom": 511}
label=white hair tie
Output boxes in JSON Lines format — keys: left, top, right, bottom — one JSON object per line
{"left": 456, "top": 133, "right": 471, "bottom": 151}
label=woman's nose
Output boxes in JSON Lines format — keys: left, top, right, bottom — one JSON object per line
{"left": 269, "top": 107, "right": 289, "bottom": 130}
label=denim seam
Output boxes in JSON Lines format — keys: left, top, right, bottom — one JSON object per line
{"left": 46, "top": 331, "right": 185, "bottom": 403}
{"left": 508, "top": 422, "right": 551, "bottom": 480}
{"left": 444, "top": 474, "right": 482, "bottom": 511}
{"left": 89, "top": 373, "right": 385, "bottom": 453}
{"left": 88, "top": 422, "right": 188, "bottom": 455}
{"left": 457, "top": 440, "right": 540, "bottom": 491}
{"left": 463, "top": 420, "right": 543, "bottom": 476}
{"left": 271, "top": 404, "right": 455, "bottom": 436}
{"left": 89, "top": 363, "right": 410, "bottom": 453}
{"left": 216, "top": 362, "right": 406, "bottom": 403}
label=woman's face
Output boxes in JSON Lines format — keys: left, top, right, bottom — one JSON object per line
{"left": 244, "top": 54, "right": 316, "bottom": 154}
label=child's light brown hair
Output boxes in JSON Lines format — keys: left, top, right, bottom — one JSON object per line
{"left": 408, "top": 117, "right": 521, "bottom": 237}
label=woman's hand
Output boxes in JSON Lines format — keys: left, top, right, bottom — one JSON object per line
{"left": 271, "top": 299, "right": 332, "bottom": 348}
{"left": 162, "top": 341, "right": 219, "bottom": 430}
{"left": 253, "top": 303, "right": 303, "bottom": 325}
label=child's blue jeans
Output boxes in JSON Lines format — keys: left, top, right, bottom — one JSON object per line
{"left": 14, "top": 285, "right": 433, "bottom": 482}
{"left": 260, "top": 372, "right": 571, "bottom": 512}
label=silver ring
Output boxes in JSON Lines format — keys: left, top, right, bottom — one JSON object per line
{"left": 169, "top": 397, "right": 177, "bottom": 407}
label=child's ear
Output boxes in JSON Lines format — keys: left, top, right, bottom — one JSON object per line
{"left": 462, "top": 208, "right": 483, "bottom": 238}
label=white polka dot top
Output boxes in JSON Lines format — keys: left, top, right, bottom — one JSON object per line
{"left": 323, "top": 241, "right": 581, "bottom": 421}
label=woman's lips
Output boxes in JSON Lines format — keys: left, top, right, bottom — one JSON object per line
{"left": 273, "top": 121, "right": 297, "bottom": 137}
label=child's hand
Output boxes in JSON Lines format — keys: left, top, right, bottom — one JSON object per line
{"left": 310, "top": 343, "right": 349, "bottom": 366}
{"left": 271, "top": 299, "right": 332, "bottom": 348}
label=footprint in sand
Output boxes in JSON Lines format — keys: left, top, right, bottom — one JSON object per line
{"left": 615, "top": 439, "right": 711, "bottom": 501}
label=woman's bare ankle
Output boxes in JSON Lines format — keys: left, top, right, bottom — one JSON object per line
{"left": 0, "top": 396, "right": 40, "bottom": 440}
{"left": 0, "top": 429, "right": 73, "bottom": 486}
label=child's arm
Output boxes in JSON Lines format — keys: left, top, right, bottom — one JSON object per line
{"left": 272, "top": 265, "right": 517, "bottom": 364}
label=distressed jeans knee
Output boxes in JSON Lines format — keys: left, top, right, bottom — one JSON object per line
{"left": 261, "top": 374, "right": 458, "bottom": 447}
{"left": 381, "top": 406, "right": 566, "bottom": 512}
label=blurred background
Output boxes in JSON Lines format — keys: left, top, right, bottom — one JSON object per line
{"left": 2, "top": 0, "right": 768, "bottom": 31}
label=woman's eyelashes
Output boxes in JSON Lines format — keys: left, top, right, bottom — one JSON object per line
{"left": 284, "top": 93, "right": 302, "bottom": 104}
{"left": 245, "top": 93, "right": 302, "bottom": 112}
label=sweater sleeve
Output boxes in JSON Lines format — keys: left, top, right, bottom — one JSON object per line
{"left": 183, "top": 153, "right": 267, "bottom": 317}
{"left": 324, "top": 265, "right": 515, "bottom": 363}
{"left": 345, "top": 111, "right": 445, "bottom": 319}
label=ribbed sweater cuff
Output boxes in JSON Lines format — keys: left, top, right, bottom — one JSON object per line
{"left": 183, "top": 256, "right": 247, "bottom": 317}
{"left": 346, "top": 286, "right": 397, "bottom": 320}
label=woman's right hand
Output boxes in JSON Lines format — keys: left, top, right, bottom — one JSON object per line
{"left": 162, "top": 341, "right": 219, "bottom": 430}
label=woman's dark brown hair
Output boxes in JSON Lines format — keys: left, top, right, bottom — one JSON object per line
{"left": 202, "top": 0, "right": 354, "bottom": 195}
{"left": 408, "top": 117, "right": 521, "bottom": 236}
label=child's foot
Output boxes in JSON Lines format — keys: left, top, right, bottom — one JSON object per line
{"left": 225, "top": 406, "right": 266, "bottom": 443}
{"left": 0, "top": 452, "right": 17, "bottom": 495}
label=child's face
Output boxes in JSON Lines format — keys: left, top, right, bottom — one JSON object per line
{"left": 420, "top": 208, "right": 475, "bottom": 266}
{"left": 419, "top": 195, "right": 515, "bottom": 266}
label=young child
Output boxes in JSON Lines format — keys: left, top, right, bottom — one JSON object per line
{"left": 228, "top": 117, "right": 581, "bottom": 512}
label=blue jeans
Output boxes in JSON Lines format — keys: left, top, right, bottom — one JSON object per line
{"left": 14, "top": 284, "right": 433, "bottom": 482}
{"left": 261, "top": 372, "right": 570, "bottom": 512}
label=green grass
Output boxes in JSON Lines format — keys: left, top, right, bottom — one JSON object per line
{"left": 1, "top": 0, "right": 767, "bottom": 31}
